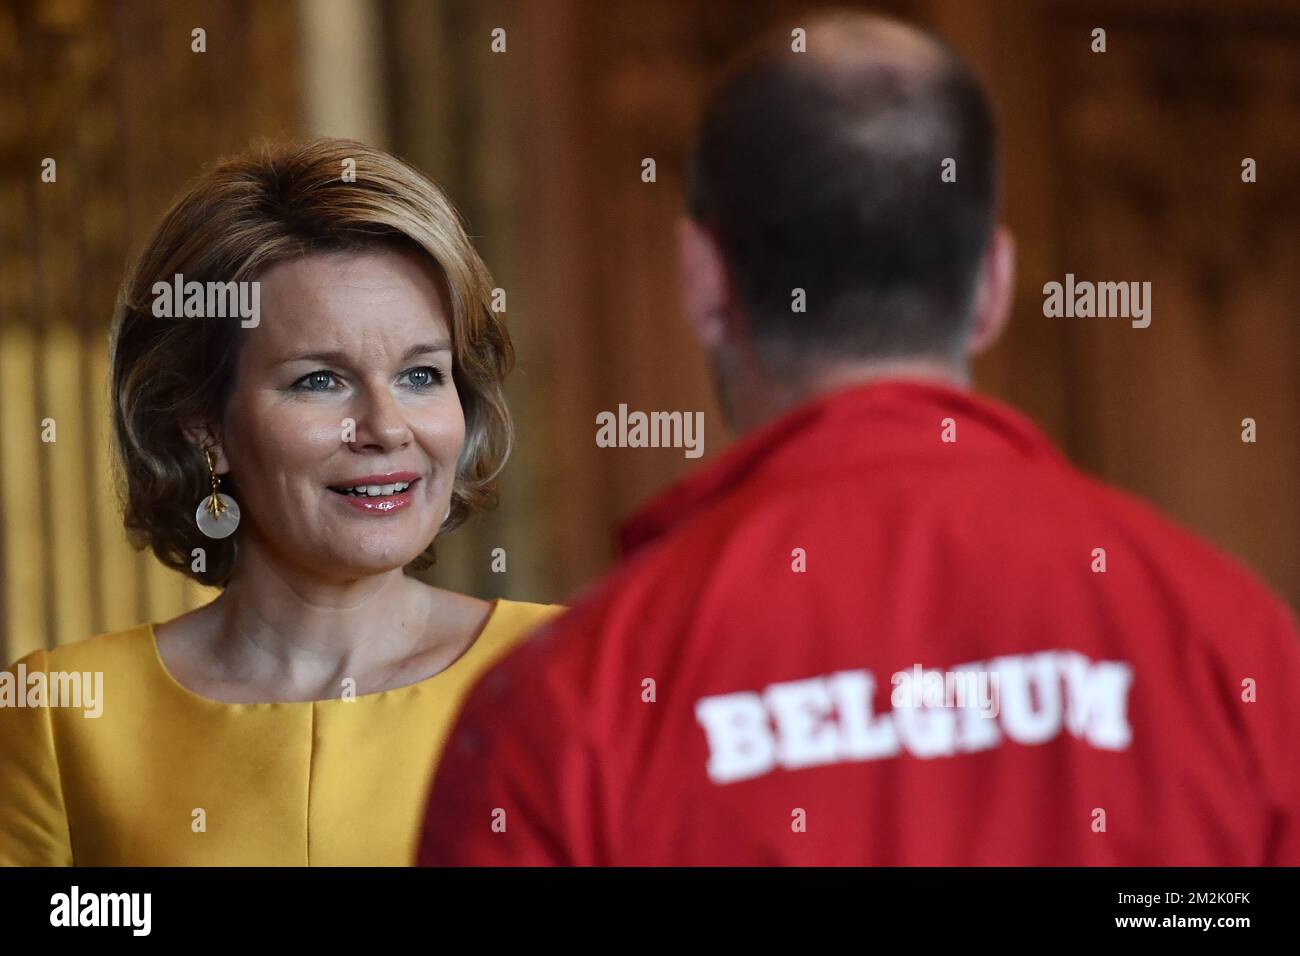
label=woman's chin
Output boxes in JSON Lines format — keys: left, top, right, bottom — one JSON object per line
{"left": 309, "top": 540, "right": 430, "bottom": 579}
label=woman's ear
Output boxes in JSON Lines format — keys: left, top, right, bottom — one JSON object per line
{"left": 183, "top": 422, "right": 230, "bottom": 474}
{"left": 676, "top": 217, "right": 732, "bottom": 349}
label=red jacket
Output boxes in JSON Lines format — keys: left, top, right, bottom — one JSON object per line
{"left": 419, "top": 380, "right": 1300, "bottom": 865}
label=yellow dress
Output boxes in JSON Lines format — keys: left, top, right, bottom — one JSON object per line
{"left": 0, "top": 599, "right": 562, "bottom": 866}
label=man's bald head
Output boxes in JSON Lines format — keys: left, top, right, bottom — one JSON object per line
{"left": 685, "top": 12, "right": 999, "bottom": 368}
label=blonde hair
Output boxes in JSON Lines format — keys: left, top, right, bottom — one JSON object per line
{"left": 109, "top": 138, "right": 514, "bottom": 586}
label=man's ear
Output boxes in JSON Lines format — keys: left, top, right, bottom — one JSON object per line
{"left": 966, "top": 225, "right": 1017, "bottom": 357}
{"left": 676, "top": 216, "right": 732, "bottom": 349}
{"left": 183, "top": 423, "right": 230, "bottom": 474}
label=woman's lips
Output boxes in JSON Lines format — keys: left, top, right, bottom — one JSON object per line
{"left": 335, "top": 489, "right": 415, "bottom": 514}
{"left": 327, "top": 476, "right": 418, "bottom": 515}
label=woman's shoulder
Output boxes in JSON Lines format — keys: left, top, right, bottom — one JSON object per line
{"left": 470, "top": 599, "right": 566, "bottom": 660}
{"left": 6, "top": 623, "right": 155, "bottom": 677}
{"left": 491, "top": 599, "right": 566, "bottom": 631}
{"left": 1, "top": 626, "right": 154, "bottom": 771}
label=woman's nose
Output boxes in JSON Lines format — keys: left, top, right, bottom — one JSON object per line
{"left": 348, "top": 387, "right": 412, "bottom": 451}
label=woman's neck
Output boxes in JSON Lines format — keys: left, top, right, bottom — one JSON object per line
{"left": 201, "top": 542, "right": 438, "bottom": 696}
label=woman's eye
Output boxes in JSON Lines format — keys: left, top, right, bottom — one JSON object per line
{"left": 402, "top": 366, "right": 445, "bottom": 389}
{"left": 293, "top": 370, "right": 340, "bottom": 391}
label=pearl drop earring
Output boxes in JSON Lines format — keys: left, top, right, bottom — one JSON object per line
{"left": 196, "top": 447, "right": 240, "bottom": 539}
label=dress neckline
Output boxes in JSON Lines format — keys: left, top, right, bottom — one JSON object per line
{"left": 144, "top": 598, "right": 505, "bottom": 709}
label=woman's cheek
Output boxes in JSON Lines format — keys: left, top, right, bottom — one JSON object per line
{"left": 430, "top": 418, "right": 466, "bottom": 467}
{"left": 227, "top": 394, "right": 317, "bottom": 456}
{"left": 412, "top": 398, "right": 465, "bottom": 460}
{"left": 300, "top": 416, "right": 352, "bottom": 453}
{"left": 262, "top": 404, "right": 346, "bottom": 456}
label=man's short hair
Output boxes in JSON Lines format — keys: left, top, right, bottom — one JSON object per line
{"left": 685, "top": 14, "right": 999, "bottom": 367}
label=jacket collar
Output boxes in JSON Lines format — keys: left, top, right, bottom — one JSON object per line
{"left": 618, "top": 378, "right": 1059, "bottom": 555}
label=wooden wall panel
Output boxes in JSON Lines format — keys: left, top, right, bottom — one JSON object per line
{"left": 1043, "top": 2, "right": 1300, "bottom": 605}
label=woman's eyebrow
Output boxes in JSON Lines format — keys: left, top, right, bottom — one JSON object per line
{"left": 277, "top": 342, "right": 452, "bottom": 365}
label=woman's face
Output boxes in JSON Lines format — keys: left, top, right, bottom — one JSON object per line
{"left": 214, "top": 246, "right": 465, "bottom": 581}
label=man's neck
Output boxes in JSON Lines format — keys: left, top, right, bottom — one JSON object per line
{"left": 730, "top": 355, "right": 969, "bottom": 435}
